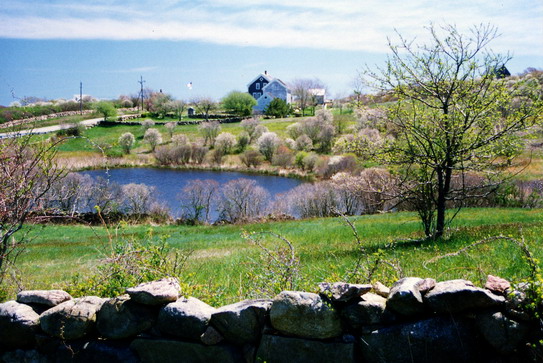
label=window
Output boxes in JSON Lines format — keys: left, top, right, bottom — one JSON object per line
{"left": 256, "top": 83, "right": 260, "bottom": 90}
{"left": 253, "top": 92, "right": 261, "bottom": 98}
{"left": 262, "top": 82, "right": 268, "bottom": 88}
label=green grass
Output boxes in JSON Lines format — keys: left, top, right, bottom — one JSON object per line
{"left": 12, "top": 208, "right": 543, "bottom": 305}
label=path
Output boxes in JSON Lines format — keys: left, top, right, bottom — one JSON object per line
{"left": 0, "top": 117, "right": 103, "bottom": 139}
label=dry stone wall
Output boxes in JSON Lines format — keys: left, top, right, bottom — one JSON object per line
{"left": 0, "top": 276, "right": 540, "bottom": 362}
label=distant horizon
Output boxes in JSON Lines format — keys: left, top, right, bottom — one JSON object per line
{"left": 1, "top": 0, "right": 542, "bottom": 107}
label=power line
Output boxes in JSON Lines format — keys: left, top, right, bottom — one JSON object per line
{"left": 138, "top": 76, "right": 146, "bottom": 112}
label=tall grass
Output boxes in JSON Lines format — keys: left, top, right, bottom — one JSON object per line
{"left": 11, "top": 208, "right": 543, "bottom": 305}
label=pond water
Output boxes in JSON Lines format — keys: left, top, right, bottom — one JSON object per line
{"left": 79, "top": 167, "right": 305, "bottom": 218}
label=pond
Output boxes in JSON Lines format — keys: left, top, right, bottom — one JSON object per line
{"left": 79, "top": 167, "right": 306, "bottom": 218}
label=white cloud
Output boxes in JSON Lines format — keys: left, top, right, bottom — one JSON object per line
{"left": 0, "top": 0, "right": 541, "bottom": 56}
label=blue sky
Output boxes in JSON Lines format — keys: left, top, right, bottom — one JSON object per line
{"left": 1, "top": 0, "right": 542, "bottom": 106}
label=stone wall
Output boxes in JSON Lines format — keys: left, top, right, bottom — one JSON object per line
{"left": 0, "top": 276, "right": 540, "bottom": 362}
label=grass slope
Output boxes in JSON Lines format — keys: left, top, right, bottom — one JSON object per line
{"left": 15, "top": 208, "right": 543, "bottom": 305}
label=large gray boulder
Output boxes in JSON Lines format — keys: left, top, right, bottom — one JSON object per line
{"left": 360, "top": 316, "right": 481, "bottom": 363}
{"left": 17, "top": 290, "right": 72, "bottom": 307}
{"left": 270, "top": 291, "right": 342, "bottom": 339}
{"left": 126, "top": 277, "right": 181, "bottom": 305}
{"left": 386, "top": 277, "right": 427, "bottom": 316}
{"left": 96, "top": 295, "right": 157, "bottom": 339}
{"left": 424, "top": 279, "right": 505, "bottom": 313}
{"left": 477, "top": 311, "right": 529, "bottom": 354}
{"left": 342, "top": 293, "right": 390, "bottom": 328}
{"left": 39, "top": 296, "right": 105, "bottom": 339}
{"left": 210, "top": 299, "right": 271, "bottom": 345}
{"left": 0, "top": 301, "right": 40, "bottom": 350}
{"left": 256, "top": 334, "right": 355, "bottom": 363}
{"left": 158, "top": 296, "right": 216, "bottom": 341}
{"left": 130, "top": 338, "right": 242, "bottom": 363}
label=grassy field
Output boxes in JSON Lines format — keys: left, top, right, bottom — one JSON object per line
{"left": 12, "top": 208, "right": 543, "bottom": 306}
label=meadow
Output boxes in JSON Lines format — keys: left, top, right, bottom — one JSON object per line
{"left": 15, "top": 208, "right": 543, "bottom": 306}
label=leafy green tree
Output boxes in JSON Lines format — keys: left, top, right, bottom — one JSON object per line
{"left": 362, "top": 23, "right": 542, "bottom": 239}
{"left": 222, "top": 91, "right": 257, "bottom": 116}
{"left": 265, "top": 98, "right": 291, "bottom": 118}
{"left": 95, "top": 101, "right": 117, "bottom": 121}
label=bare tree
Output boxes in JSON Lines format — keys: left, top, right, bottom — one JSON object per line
{"left": 290, "top": 78, "right": 326, "bottom": 116}
{"left": 217, "top": 179, "right": 269, "bottom": 223}
{"left": 191, "top": 97, "right": 216, "bottom": 121}
{"left": 178, "top": 179, "right": 219, "bottom": 223}
{"left": 121, "top": 183, "right": 156, "bottom": 216}
{"left": 0, "top": 136, "right": 64, "bottom": 284}
{"left": 144, "top": 128, "right": 162, "bottom": 152}
{"left": 198, "top": 121, "right": 221, "bottom": 147}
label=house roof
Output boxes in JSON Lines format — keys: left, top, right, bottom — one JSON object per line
{"left": 263, "top": 78, "right": 291, "bottom": 92}
{"left": 247, "top": 73, "right": 274, "bottom": 88}
{"left": 309, "top": 88, "right": 326, "bottom": 96}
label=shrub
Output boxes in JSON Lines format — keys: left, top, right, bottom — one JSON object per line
{"left": 265, "top": 98, "right": 291, "bottom": 118}
{"left": 302, "top": 153, "right": 319, "bottom": 172}
{"left": 295, "top": 134, "right": 313, "bottom": 151}
{"left": 199, "top": 121, "right": 221, "bottom": 146}
{"left": 272, "top": 145, "right": 294, "bottom": 168}
{"left": 118, "top": 132, "right": 135, "bottom": 154}
{"left": 214, "top": 132, "right": 237, "bottom": 154}
{"left": 165, "top": 122, "right": 177, "bottom": 137}
{"left": 317, "top": 155, "right": 357, "bottom": 178}
{"left": 171, "top": 133, "right": 190, "bottom": 146}
{"left": 240, "top": 149, "right": 264, "bottom": 168}
{"left": 294, "top": 151, "right": 308, "bottom": 169}
{"left": 141, "top": 119, "right": 155, "bottom": 131}
{"left": 121, "top": 183, "right": 156, "bottom": 216}
{"left": 241, "top": 117, "right": 261, "bottom": 143}
{"left": 217, "top": 178, "right": 269, "bottom": 223}
{"left": 237, "top": 132, "right": 250, "bottom": 152}
{"left": 191, "top": 144, "right": 208, "bottom": 164}
{"left": 178, "top": 179, "right": 219, "bottom": 223}
{"left": 257, "top": 132, "right": 281, "bottom": 162}
{"left": 283, "top": 183, "right": 339, "bottom": 218}
{"left": 144, "top": 128, "right": 162, "bottom": 152}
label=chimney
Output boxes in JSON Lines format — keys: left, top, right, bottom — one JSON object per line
{"left": 264, "top": 70, "right": 267, "bottom": 75}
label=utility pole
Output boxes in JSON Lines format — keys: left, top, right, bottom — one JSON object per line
{"left": 79, "top": 81, "right": 83, "bottom": 115}
{"left": 138, "top": 76, "right": 145, "bottom": 112}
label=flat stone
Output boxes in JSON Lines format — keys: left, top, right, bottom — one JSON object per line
{"left": 386, "top": 277, "right": 425, "bottom": 316}
{"left": 17, "top": 290, "right": 72, "bottom": 307}
{"left": 485, "top": 275, "right": 511, "bottom": 296}
{"left": 130, "top": 338, "right": 242, "bottom": 363}
{"left": 424, "top": 279, "right": 505, "bottom": 313}
{"left": 39, "top": 296, "right": 105, "bottom": 340}
{"left": 417, "top": 278, "right": 436, "bottom": 294}
{"left": 126, "top": 277, "right": 181, "bottom": 305}
{"left": 342, "top": 293, "right": 389, "bottom": 328}
{"left": 0, "top": 301, "right": 40, "bottom": 350}
{"left": 319, "top": 282, "right": 372, "bottom": 303}
{"left": 96, "top": 295, "right": 157, "bottom": 339}
{"left": 210, "top": 299, "right": 271, "bottom": 345}
{"left": 157, "top": 296, "right": 216, "bottom": 341}
{"left": 372, "top": 282, "right": 390, "bottom": 298}
{"left": 270, "top": 291, "right": 342, "bottom": 339}
{"left": 256, "top": 334, "right": 355, "bottom": 363}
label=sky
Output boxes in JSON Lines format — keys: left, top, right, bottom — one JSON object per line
{"left": 1, "top": 0, "right": 542, "bottom": 106}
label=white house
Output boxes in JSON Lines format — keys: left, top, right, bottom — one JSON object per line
{"left": 247, "top": 72, "right": 292, "bottom": 113}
